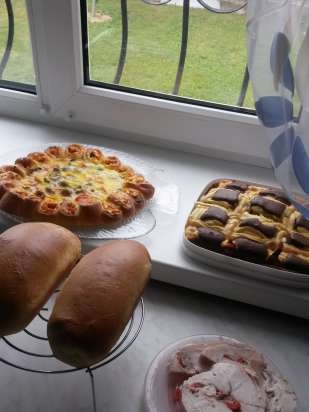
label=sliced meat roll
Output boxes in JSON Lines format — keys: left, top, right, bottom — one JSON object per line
{"left": 181, "top": 362, "right": 266, "bottom": 412}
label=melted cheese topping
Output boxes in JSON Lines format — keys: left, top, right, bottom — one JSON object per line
{"left": 16, "top": 158, "right": 124, "bottom": 202}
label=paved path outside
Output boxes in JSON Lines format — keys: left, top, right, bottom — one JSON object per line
{"left": 167, "top": 0, "right": 220, "bottom": 8}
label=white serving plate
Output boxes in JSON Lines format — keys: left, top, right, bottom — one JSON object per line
{"left": 183, "top": 236, "right": 309, "bottom": 289}
{"left": 144, "top": 334, "right": 298, "bottom": 412}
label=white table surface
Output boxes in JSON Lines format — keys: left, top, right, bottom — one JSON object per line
{"left": 0, "top": 280, "right": 308, "bottom": 412}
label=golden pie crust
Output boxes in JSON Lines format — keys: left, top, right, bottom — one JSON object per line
{"left": 0, "top": 144, "right": 155, "bottom": 229}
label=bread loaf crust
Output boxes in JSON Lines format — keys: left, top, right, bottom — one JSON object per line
{"left": 47, "top": 240, "right": 151, "bottom": 367}
{"left": 0, "top": 222, "right": 81, "bottom": 336}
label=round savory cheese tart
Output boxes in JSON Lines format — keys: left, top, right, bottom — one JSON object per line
{"left": 0, "top": 144, "right": 155, "bottom": 228}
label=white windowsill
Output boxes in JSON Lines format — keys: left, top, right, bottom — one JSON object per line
{"left": 0, "top": 116, "right": 308, "bottom": 319}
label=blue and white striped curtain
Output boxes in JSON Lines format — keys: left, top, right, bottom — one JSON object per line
{"left": 247, "top": 0, "right": 309, "bottom": 218}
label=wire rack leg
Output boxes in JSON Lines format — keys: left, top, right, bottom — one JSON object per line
{"left": 87, "top": 368, "right": 97, "bottom": 412}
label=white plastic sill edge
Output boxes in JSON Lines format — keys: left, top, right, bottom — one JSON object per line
{"left": 0, "top": 116, "right": 308, "bottom": 319}
{"left": 0, "top": 89, "right": 270, "bottom": 169}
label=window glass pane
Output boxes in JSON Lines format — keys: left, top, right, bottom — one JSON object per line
{"left": 0, "top": 0, "right": 35, "bottom": 91}
{"left": 83, "top": 0, "right": 253, "bottom": 110}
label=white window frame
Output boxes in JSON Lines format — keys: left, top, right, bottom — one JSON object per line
{"left": 0, "top": 0, "right": 269, "bottom": 167}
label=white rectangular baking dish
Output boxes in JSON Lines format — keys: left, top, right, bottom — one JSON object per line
{"left": 183, "top": 236, "right": 309, "bottom": 289}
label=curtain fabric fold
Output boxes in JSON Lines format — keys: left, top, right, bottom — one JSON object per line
{"left": 247, "top": 0, "right": 309, "bottom": 218}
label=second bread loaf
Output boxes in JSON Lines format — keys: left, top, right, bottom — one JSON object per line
{"left": 47, "top": 240, "right": 151, "bottom": 367}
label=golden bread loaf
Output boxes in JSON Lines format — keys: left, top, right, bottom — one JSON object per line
{"left": 0, "top": 222, "right": 81, "bottom": 336}
{"left": 47, "top": 240, "right": 151, "bottom": 367}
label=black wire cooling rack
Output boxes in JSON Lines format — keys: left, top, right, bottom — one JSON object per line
{"left": 0, "top": 295, "right": 145, "bottom": 412}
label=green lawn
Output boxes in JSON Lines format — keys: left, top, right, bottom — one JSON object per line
{"left": 0, "top": 0, "right": 35, "bottom": 84}
{"left": 88, "top": 0, "right": 254, "bottom": 108}
{"left": 0, "top": 0, "right": 254, "bottom": 108}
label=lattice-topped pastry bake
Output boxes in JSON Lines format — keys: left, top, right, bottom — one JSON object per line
{"left": 185, "top": 179, "right": 309, "bottom": 273}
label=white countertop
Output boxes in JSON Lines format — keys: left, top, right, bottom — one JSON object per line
{"left": 0, "top": 117, "right": 308, "bottom": 411}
